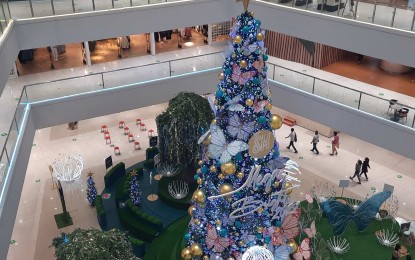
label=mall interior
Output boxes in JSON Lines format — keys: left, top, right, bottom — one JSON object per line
{"left": 0, "top": 0, "right": 415, "bottom": 259}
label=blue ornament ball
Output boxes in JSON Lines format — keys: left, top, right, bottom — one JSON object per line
{"left": 184, "top": 233, "right": 190, "bottom": 241}
{"left": 276, "top": 220, "right": 282, "bottom": 227}
{"left": 220, "top": 228, "right": 228, "bottom": 236}
{"left": 263, "top": 54, "right": 269, "bottom": 61}
{"left": 273, "top": 150, "right": 280, "bottom": 158}
{"left": 194, "top": 175, "right": 199, "bottom": 180}
{"left": 201, "top": 165, "right": 209, "bottom": 174}
{"left": 235, "top": 153, "right": 243, "bottom": 162}
{"left": 215, "top": 90, "right": 223, "bottom": 98}
{"left": 256, "top": 20, "right": 262, "bottom": 27}
{"left": 258, "top": 116, "right": 267, "bottom": 124}
{"left": 235, "top": 221, "right": 242, "bottom": 228}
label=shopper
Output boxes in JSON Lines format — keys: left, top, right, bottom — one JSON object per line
{"left": 285, "top": 128, "right": 298, "bottom": 153}
{"left": 310, "top": 130, "right": 319, "bottom": 155}
{"left": 330, "top": 131, "right": 340, "bottom": 156}
{"left": 349, "top": 159, "right": 362, "bottom": 184}
{"left": 392, "top": 244, "right": 409, "bottom": 260}
{"left": 360, "top": 157, "right": 371, "bottom": 181}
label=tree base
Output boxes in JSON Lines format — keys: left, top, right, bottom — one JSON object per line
{"left": 54, "top": 212, "right": 73, "bottom": 229}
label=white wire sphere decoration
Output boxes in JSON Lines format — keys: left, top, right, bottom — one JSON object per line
{"left": 242, "top": 246, "right": 274, "bottom": 260}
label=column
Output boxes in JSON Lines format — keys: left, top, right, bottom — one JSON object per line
{"left": 83, "top": 41, "right": 92, "bottom": 66}
{"left": 150, "top": 32, "right": 156, "bottom": 56}
{"left": 208, "top": 24, "right": 213, "bottom": 46}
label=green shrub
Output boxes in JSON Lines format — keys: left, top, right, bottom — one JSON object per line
{"left": 146, "top": 147, "right": 159, "bottom": 160}
{"left": 104, "top": 162, "right": 126, "bottom": 188}
{"left": 128, "top": 236, "right": 144, "bottom": 246}
{"left": 95, "top": 195, "right": 105, "bottom": 215}
{"left": 143, "top": 159, "right": 154, "bottom": 169}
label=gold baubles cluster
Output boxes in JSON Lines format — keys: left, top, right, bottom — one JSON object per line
{"left": 190, "top": 243, "right": 203, "bottom": 257}
{"left": 270, "top": 114, "right": 283, "bottom": 130}
{"left": 181, "top": 247, "right": 192, "bottom": 260}
{"left": 234, "top": 35, "right": 243, "bottom": 44}
{"left": 192, "top": 189, "right": 206, "bottom": 204}
{"left": 220, "top": 162, "right": 236, "bottom": 175}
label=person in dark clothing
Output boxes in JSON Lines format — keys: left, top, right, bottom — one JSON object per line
{"left": 349, "top": 159, "right": 362, "bottom": 184}
{"left": 360, "top": 157, "right": 371, "bottom": 181}
{"left": 310, "top": 130, "right": 319, "bottom": 155}
{"left": 357, "top": 54, "right": 364, "bottom": 64}
{"left": 392, "top": 244, "right": 409, "bottom": 260}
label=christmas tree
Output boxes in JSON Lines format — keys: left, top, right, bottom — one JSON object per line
{"left": 129, "top": 170, "right": 141, "bottom": 206}
{"left": 86, "top": 171, "right": 97, "bottom": 206}
{"left": 183, "top": 4, "right": 301, "bottom": 260}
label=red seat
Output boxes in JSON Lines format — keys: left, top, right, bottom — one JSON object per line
{"left": 118, "top": 121, "right": 125, "bottom": 128}
{"left": 136, "top": 119, "right": 142, "bottom": 126}
{"left": 114, "top": 146, "right": 120, "bottom": 155}
{"left": 140, "top": 123, "right": 146, "bottom": 131}
{"left": 105, "top": 136, "right": 111, "bottom": 145}
{"left": 128, "top": 133, "right": 134, "bottom": 142}
{"left": 134, "top": 141, "right": 141, "bottom": 150}
{"left": 148, "top": 129, "right": 155, "bottom": 137}
{"left": 101, "top": 125, "right": 107, "bottom": 133}
{"left": 124, "top": 127, "right": 130, "bottom": 135}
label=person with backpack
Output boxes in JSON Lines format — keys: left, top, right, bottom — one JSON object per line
{"left": 310, "top": 130, "right": 319, "bottom": 155}
{"left": 360, "top": 157, "right": 371, "bottom": 181}
{"left": 285, "top": 128, "right": 298, "bottom": 154}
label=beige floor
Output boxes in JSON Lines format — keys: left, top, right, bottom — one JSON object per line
{"left": 7, "top": 101, "right": 415, "bottom": 260}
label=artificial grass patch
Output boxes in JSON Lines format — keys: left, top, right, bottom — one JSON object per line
{"left": 144, "top": 215, "right": 191, "bottom": 260}
{"left": 54, "top": 212, "right": 73, "bottom": 229}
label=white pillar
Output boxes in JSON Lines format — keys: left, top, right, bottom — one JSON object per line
{"left": 150, "top": 33, "right": 156, "bottom": 56}
{"left": 208, "top": 24, "right": 213, "bottom": 46}
{"left": 83, "top": 41, "right": 92, "bottom": 66}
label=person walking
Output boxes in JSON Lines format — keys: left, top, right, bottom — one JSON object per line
{"left": 350, "top": 159, "right": 362, "bottom": 184}
{"left": 360, "top": 157, "right": 371, "bottom": 181}
{"left": 310, "top": 130, "right": 319, "bottom": 155}
{"left": 330, "top": 131, "right": 340, "bottom": 156}
{"left": 285, "top": 128, "right": 298, "bottom": 154}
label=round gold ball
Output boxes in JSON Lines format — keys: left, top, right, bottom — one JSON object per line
{"left": 239, "top": 60, "right": 248, "bottom": 69}
{"left": 270, "top": 114, "right": 283, "bottom": 130}
{"left": 232, "top": 53, "right": 236, "bottom": 58}
{"left": 220, "top": 162, "right": 236, "bottom": 175}
{"left": 196, "top": 168, "right": 201, "bottom": 174}
{"left": 273, "top": 181, "right": 280, "bottom": 188}
{"left": 257, "top": 207, "right": 264, "bottom": 214}
{"left": 203, "top": 256, "right": 209, "bottom": 260}
{"left": 285, "top": 182, "right": 293, "bottom": 195}
{"left": 218, "top": 72, "right": 225, "bottom": 81}
{"left": 212, "top": 119, "right": 217, "bottom": 124}
{"left": 218, "top": 173, "right": 225, "bottom": 180}
{"left": 215, "top": 219, "right": 222, "bottom": 226}
{"left": 197, "top": 178, "right": 203, "bottom": 185}
{"left": 238, "top": 240, "right": 244, "bottom": 247}
{"left": 181, "top": 247, "right": 192, "bottom": 260}
{"left": 219, "top": 183, "right": 233, "bottom": 195}
{"left": 265, "top": 102, "right": 272, "bottom": 110}
{"left": 236, "top": 172, "right": 244, "bottom": 179}
{"left": 188, "top": 205, "right": 196, "bottom": 216}
{"left": 192, "top": 189, "right": 206, "bottom": 204}
{"left": 214, "top": 99, "right": 218, "bottom": 106}
{"left": 194, "top": 218, "right": 200, "bottom": 225}
{"left": 274, "top": 227, "right": 281, "bottom": 234}
{"left": 190, "top": 243, "right": 203, "bottom": 257}
{"left": 202, "top": 133, "right": 211, "bottom": 145}
{"left": 245, "top": 99, "right": 254, "bottom": 106}
{"left": 198, "top": 160, "right": 203, "bottom": 166}
{"left": 257, "top": 33, "right": 265, "bottom": 41}
{"left": 210, "top": 165, "right": 217, "bottom": 173}
{"left": 257, "top": 226, "right": 264, "bottom": 233}
{"left": 234, "top": 35, "right": 243, "bottom": 44}
{"left": 227, "top": 257, "right": 235, "bottom": 260}
{"left": 288, "top": 239, "right": 298, "bottom": 253}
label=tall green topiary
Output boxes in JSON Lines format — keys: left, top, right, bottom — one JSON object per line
{"left": 156, "top": 92, "right": 214, "bottom": 166}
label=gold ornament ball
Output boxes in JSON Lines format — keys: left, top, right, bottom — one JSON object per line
{"left": 257, "top": 207, "right": 264, "bottom": 214}
{"left": 265, "top": 102, "right": 272, "bottom": 110}
{"left": 218, "top": 173, "right": 225, "bottom": 180}
{"left": 273, "top": 181, "right": 280, "bottom": 188}
{"left": 214, "top": 99, "right": 218, "bottom": 106}
{"left": 215, "top": 219, "right": 222, "bottom": 226}
{"left": 190, "top": 243, "right": 203, "bottom": 257}
{"left": 239, "top": 60, "right": 248, "bottom": 69}
{"left": 203, "top": 256, "right": 209, "bottom": 260}
{"left": 234, "top": 35, "right": 243, "bottom": 44}
{"left": 218, "top": 72, "right": 225, "bottom": 81}
{"left": 257, "top": 33, "right": 265, "bottom": 41}
{"left": 285, "top": 182, "right": 293, "bottom": 195}
{"left": 210, "top": 165, "right": 217, "bottom": 173}
{"left": 212, "top": 119, "right": 217, "bottom": 124}
{"left": 181, "top": 247, "right": 192, "bottom": 260}
{"left": 236, "top": 172, "right": 244, "bottom": 179}
{"left": 202, "top": 134, "right": 211, "bottom": 145}
{"left": 232, "top": 53, "right": 236, "bottom": 58}
{"left": 257, "top": 226, "right": 264, "bottom": 233}
{"left": 274, "top": 227, "right": 281, "bottom": 234}
{"left": 196, "top": 168, "right": 201, "bottom": 174}
{"left": 198, "top": 160, "right": 203, "bottom": 166}
{"left": 226, "top": 197, "right": 232, "bottom": 202}
{"left": 193, "top": 189, "right": 206, "bottom": 204}
{"left": 288, "top": 239, "right": 299, "bottom": 253}
{"left": 188, "top": 205, "right": 196, "bottom": 216}
{"left": 238, "top": 240, "right": 244, "bottom": 247}
{"left": 194, "top": 218, "right": 200, "bottom": 225}
{"left": 219, "top": 183, "right": 233, "bottom": 195}
{"left": 228, "top": 257, "right": 235, "bottom": 260}
{"left": 197, "top": 178, "right": 203, "bottom": 185}
{"left": 245, "top": 99, "right": 254, "bottom": 106}
{"left": 221, "top": 162, "right": 236, "bottom": 175}
{"left": 270, "top": 114, "right": 283, "bottom": 130}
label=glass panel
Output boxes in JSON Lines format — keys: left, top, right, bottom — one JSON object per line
{"left": 342, "top": 87, "right": 361, "bottom": 109}
{"left": 32, "top": 0, "right": 54, "bottom": 17}
{"left": 267, "top": 64, "right": 275, "bottom": 81}
{"left": 373, "top": 3, "right": 394, "bottom": 27}
{"left": 392, "top": 8, "right": 414, "bottom": 30}
{"left": 273, "top": 66, "right": 289, "bottom": 85}
{"left": 114, "top": 0, "right": 131, "bottom": 8}
{"left": 25, "top": 74, "right": 103, "bottom": 102}
{"left": 0, "top": 151, "right": 9, "bottom": 209}
{"left": 103, "top": 62, "right": 170, "bottom": 88}
{"left": 94, "top": 0, "right": 113, "bottom": 10}
{"left": 170, "top": 54, "right": 219, "bottom": 76}
{"left": 8, "top": 0, "right": 33, "bottom": 19}
{"left": 73, "top": 0, "right": 94, "bottom": 12}
{"left": 5, "top": 120, "right": 18, "bottom": 163}
{"left": 327, "top": 82, "right": 345, "bottom": 104}
{"left": 353, "top": 1, "right": 375, "bottom": 24}
{"left": 0, "top": 3, "right": 5, "bottom": 33}
{"left": 131, "top": 0, "right": 147, "bottom": 7}
{"left": 313, "top": 79, "right": 330, "bottom": 98}
{"left": 359, "top": 93, "right": 391, "bottom": 119}
{"left": 149, "top": 0, "right": 164, "bottom": 3}
{"left": 53, "top": 0, "right": 75, "bottom": 15}
{"left": 15, "top": 102, "right": 28, "bottom": 132}
{"left": 298, "top": 74, "right": 314, "bottom": 93}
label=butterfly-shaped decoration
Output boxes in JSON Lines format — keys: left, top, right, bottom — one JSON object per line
{"left": 231, "top": 64, "right": 255, "bottom": 85}
{"left": 292, "top": 238, "right": 311, "bottom": 260}
{"left": 305, "top": 193, "right": 313, "bottom": 204}
{"left": 207, "top": 96, "right": 217, "bottom": 116}
{"left": 267, "top": 156, "right": 290, "bottom": 170}
{"left": 226, "top": 95, "right": 245, "bottom": 112}
{"left": 272, "top": 208, "right": 301, "bottom": 245}
{"left": 253, "top": 99, "right": 268, "bottom": 113}
{"left": 208, "top": 124, "right": 249, "bottom": 163}
{"left": 253, "top": 60, "right": 264, "bottom": 73}
{"left": 241, "top": 230, "right": 256, "bottom": 244}
{"left": 197, "top": 129, "right": 211, "bottom": 145}
{"left": 227, "top": 114, "right": 255, "bottom": 141}
{"left": 206, "top": 224, "right": 233, "bottom": 253}
{"left": 232, "top": 251, "right": 242, "bottom": 260}
{"left": 304, "top": 221, "right": 316, "bottom": 238}
{"left": 321, "top": 191, "right": 392, "bottom": 236}
{"left": 262, "top": 226, "right": 275, "bottom": 238}
{"left": 273, "top": 244, "right": 292, "bottom": 260}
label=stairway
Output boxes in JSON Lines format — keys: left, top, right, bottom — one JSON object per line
{"left": 283, "top": 116, "right": 296, "bottom": 127}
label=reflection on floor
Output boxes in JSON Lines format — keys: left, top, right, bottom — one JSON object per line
{"left": 16, "top": 30, "right": 207, "bottom": 76}
{"left": 7, "top": 103, "right": 415, "bottom": 260}
{"left": 323, "top": 56, "right": 415, "bottom": 98}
